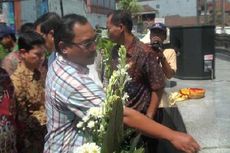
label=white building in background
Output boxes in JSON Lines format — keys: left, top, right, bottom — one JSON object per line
{"left": 138, "top": 0, "right": 197, "bottom": 17}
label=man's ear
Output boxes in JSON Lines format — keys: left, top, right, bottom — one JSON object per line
{"left": 49, "top": 30, "right": 54, "bottom": 40}
{"left": 19, "top": 49, "right": 27, "bottom": 59}
{"left": 120, "top": 24, "right": 125, "bottom": 32}
{"left": 58, "top": 41, "right": 68, "bottom": 54}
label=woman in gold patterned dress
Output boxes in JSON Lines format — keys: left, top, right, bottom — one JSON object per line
{"left": 11, "top": 32, "right": 47, "bottom": 153}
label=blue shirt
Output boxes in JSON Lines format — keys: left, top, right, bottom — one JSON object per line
{"left": 47, "top": 51, "right": 56, "bottom": 67}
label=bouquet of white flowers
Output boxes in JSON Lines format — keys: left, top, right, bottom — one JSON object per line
{"left": 76, "top": 107, "right": 105, "bottom": 144}
{"left": 76, "top": 42, "right": 144, "bottom": 153}
{"left": 74, "top": 143, "right": 101, "bottom": 153}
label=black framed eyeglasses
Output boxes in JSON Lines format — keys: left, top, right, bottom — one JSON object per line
{"left": 69, "top": 36, "right": 97, "bottom": 49}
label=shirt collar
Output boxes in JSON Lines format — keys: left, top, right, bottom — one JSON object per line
{"left": 57, "top": 55, "right": 89, "bottom": 74}
{"left": 126, "top": 37, "right": 138, "bottom": 57}
{"left": 16, "top": 63, "right": 41, "bottom": 81}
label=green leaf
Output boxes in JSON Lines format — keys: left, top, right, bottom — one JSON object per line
{"left": 101, "top": 99, "right": 124, "bottom": 153}
{"left": 117, "top": 0, "right": 143, "bottom": 14}
{"left": 129, "top": 133, "right": 142, "bottom": 153}
{"left": 132, "top": 148, "right": 144, "bottom": 153}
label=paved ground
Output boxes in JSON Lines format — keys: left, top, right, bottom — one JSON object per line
{"left": 169, "top": 53, "right": 230, "bottom": 153}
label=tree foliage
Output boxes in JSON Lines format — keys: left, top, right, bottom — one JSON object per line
{"left": 117, "top": 0, "right": 142, "bottom": 14}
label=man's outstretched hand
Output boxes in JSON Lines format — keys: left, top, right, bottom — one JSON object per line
{"left": 170, "top": 131, "right": 200, "bottom": 153}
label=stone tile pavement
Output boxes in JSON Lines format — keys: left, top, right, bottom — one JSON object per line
{"left": 169, "top": 54, "right": 230, "bottom": 153}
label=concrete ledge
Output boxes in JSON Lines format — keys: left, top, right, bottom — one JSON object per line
{"left": 216, "top": 47, "right": 230, "bottom": 57}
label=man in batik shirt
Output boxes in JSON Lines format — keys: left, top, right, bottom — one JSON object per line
{"left": 1, "top": 22, "right": 47, "bottom": 80}
{"left": 10, "top": 32, "right": 46, "bottom": 153}
{"left": 106, "top": 10, "right": 165, "bottom": 118}
{"left": 106, "top": 10, "right": 165, "bottom": 153}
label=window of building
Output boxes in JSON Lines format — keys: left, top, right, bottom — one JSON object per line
{"left": 156, "top": 4, "right": 160, "bottom": 9}
{"left": 87, "top": 0, "right": 116, "bottom": 14}
{"left": 91, "top": 0, "right": 115, "bottom": 10}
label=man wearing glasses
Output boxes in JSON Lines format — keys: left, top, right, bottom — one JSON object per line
{"left": 44, "top": 14, "right": 103, "bottom": 152}
{"left": 34, "top": 12, "right": 61, "bottom": 67}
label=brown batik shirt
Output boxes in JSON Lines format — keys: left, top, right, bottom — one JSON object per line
{"left": 119, "top": 37, "right": 165, "bottom": 114}
{"left": 10, "top": 63, "right": 46, "bottom": 153}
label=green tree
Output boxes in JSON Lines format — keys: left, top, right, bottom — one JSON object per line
{"left": 117, "top": 0, "right": 142, "bottom": 14}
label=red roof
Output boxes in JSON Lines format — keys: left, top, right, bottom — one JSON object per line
{"left": 208, "top": 0, "right": 230, "bottom": 12}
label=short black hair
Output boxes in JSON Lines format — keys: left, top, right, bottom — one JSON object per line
{"left": 54, "top": 14, "right": 88, "bottom": 54}
{"left": 0, "top": 23, "right": 16, "bottom": 42}
{"left": 34, "top": 12, "right": 61, "bottom": 34}
{"left": 19, "top": 22, "right": 34, "bottom": 33}
{"left": 108, "top": 10, "right": 133, "bottom": 33}
{"left": 18, "top": 31, "right": 45, "bottom": 51}
{"left": 10, "top": 34, "right": 16, "bottom": 42}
